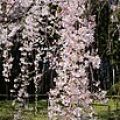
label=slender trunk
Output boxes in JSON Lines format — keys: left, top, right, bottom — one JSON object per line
{"left": 112, "top": 66, "right": 115, "bottom": 85}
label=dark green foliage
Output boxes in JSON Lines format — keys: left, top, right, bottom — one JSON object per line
{"left": 107, "top": 82, "right": 120, "bottom": 95}
{"left": 91, "top": 0, "right": 120, "bottom": 90}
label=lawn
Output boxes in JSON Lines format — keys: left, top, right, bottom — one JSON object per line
{"left": 0, "top": 100, "right": 48, "bottom": 120}
{"left": 0, "top": 98, "right": 120, "bottom": 120}
{"left": 93, "top": 98, "right": 120, "bottom": 120}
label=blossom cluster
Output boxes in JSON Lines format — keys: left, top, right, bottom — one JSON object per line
{"left": 0, "top": 0, "right": 103, "bottom": 120}
{"left": 1, "top": 0, "right": 61, "bottom": 113}
{"left": 49, "top": 0, "right": 101, "bottom": 120}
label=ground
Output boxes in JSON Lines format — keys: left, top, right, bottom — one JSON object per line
{"left": 0, "top": 99, "right": 120, "bottom": 120}
{"left": 0, "top": 100, "right": 48, "bottom": 120}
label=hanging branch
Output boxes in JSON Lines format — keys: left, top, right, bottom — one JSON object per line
{"left": 1, "top": 1, "right": 14, "bottom": 83}
{"left": 6, "top": 0, "right": 34, "bottom": 119}
{"left": 48, "top": 0, "right": 103, "bottom": 119}
{"left": 23, "top": 0, "right": 44, "bottom": 114}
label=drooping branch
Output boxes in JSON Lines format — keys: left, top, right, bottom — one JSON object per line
{"left": 48, "top": 0, "right": 102, "bottom": 120}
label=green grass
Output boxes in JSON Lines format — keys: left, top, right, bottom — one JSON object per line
{"left": 0, "top": 100, "right": 48, "bottom": 120}
{"left": 93, "top": 99, "right": 120, "bottom": 120}
{"left": 0, "top": 99, "right": 120, "bottom": 120}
